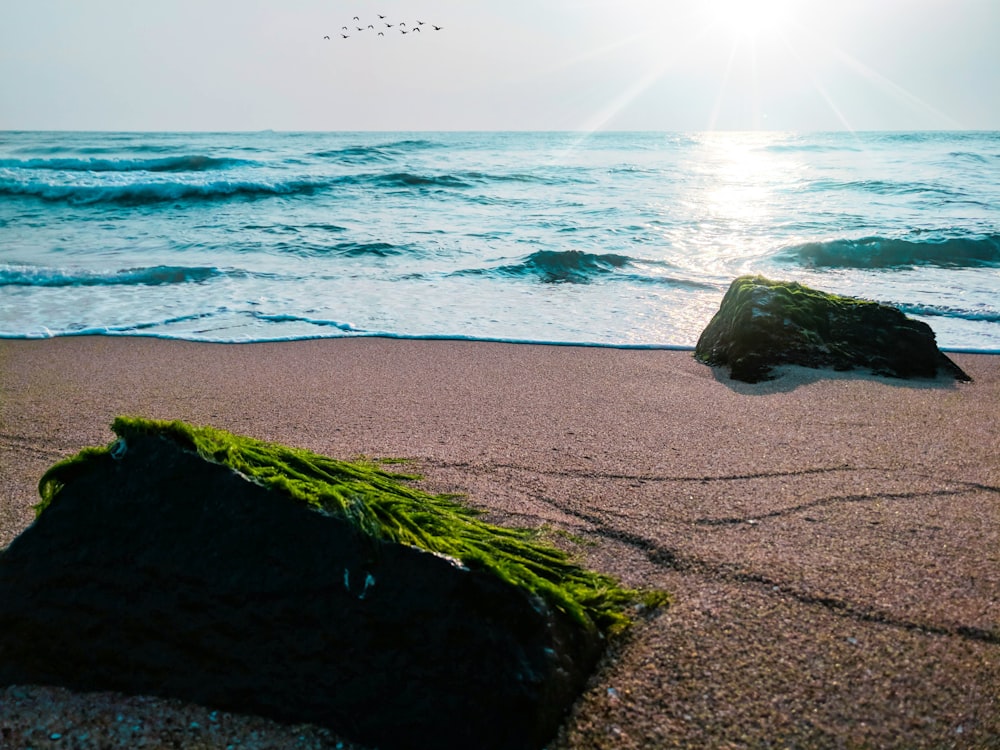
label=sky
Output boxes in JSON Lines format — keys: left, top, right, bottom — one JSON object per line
{"left": 1, "top": 0, "right": 998, "bottom": 132}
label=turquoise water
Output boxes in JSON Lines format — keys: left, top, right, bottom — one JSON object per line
{"left": 2, "top": 130, "right": 998, "bottom": 350}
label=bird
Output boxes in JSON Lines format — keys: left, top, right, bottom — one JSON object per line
{"left": 385, "top": 22, "right": 394, "bottom": 27}
{"left": 433, "top": 25, "right": 443, "bottom": 31}
{"left": 377, "top": 31, "right": 384, "bottom": 36}
{"left": 378, "top": 14, "right": 386, "bottom": 19}
{"left": 353, "top": 16, "right": 359, "bottom": 20}
{"left": 400, "top": 21, "right": 406, "bottom": 26}
{"left": 417, "top": 20, "right": 425, "bottom": 25}
{"left": 368, "top": 24, "right": 374, "bottom": 29}
{"left": 341, "top": 33, "right": 349, "bottom": 38}
{"left": 400, "top": 28, "right": 408, "bottom": 34}
{"left": 412, "top": 26, "right": 421, "bottom": 32}
{"left": 356, "top": 26, "right": 363, "bottom": 31}
{"left": 323, "top": 35, "right": 330, "bottom": 39}
{"left": 342, "top": 25, "right": 348, "bottom": 30}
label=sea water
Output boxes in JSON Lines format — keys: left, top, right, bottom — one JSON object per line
{"left": 1, "top": 130, "right": 998, "bottom": 350}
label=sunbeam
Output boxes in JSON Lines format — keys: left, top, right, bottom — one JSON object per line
{"left": 829, "top": 46, "right": 965, "bottom": 129}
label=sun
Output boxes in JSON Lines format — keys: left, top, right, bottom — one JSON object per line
{"left": 706, "top": 0, "right": 793, "bottom": 41}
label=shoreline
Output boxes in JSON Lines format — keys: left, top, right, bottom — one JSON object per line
{"left": 3, "top": 332, "right": 999, "bottom": 356}
{"left": 1, "top": 336, "right": 998, "bottom": 748}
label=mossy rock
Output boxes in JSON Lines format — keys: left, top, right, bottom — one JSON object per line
{"left": 695, "top": 275, "right": 971, "bottom": 383}
{"left": 0, "top": 417, "right": 668, "bottom": 750}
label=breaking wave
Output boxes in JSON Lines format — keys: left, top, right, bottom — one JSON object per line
{"left": 451, "top": 251, "right": 726, "bottom": 286}
{"left": 467, "top": 250, "right": 633, "bottom": 284}
{"left": 892, "top": 303, "right": 1000, "bottom": 324}
{"left": 0, "top": 264, "right": 237, "bottom": 287}
{"left": 0, "top": 178, "right": 328, "bottom": 205}
{"left": 0, "top": 155, "right": 252, "bottom": 172}
{"left": 776, "top": 235, "right": 1000, "bottom": 269}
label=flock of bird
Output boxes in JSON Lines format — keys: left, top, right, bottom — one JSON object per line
{"left": 323, "top": 14, "right": 443, "bottom": 40}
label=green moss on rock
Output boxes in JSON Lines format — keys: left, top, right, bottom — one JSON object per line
{"left": 695, "top": 275, "right": 971, "bottom": 383}
{"left": 38, "top": 416, "right": 668, "bottom": 636}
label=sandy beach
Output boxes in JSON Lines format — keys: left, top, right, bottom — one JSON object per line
{"left": 1, "top": 336, "right": 998, "bottom": 749}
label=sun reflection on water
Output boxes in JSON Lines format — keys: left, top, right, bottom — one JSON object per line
{"left": 647, "top": 132, "right": 810, "bottom": 281}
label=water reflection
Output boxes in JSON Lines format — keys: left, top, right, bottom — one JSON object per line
{"left": 650, "top": 131, "right": 809, "bottom": 280}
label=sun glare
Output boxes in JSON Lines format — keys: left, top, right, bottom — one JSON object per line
{"left": 707, "top": 0, "right": 792, "bottom": 40}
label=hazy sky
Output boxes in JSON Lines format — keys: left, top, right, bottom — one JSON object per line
{"left": 2, "top": 0, "right": 998, "bottom": 132}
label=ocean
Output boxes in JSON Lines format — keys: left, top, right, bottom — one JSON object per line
{"left": 1, "top": 130, "right": 998, "bottom": 351}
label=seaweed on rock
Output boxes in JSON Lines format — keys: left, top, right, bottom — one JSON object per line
{"left": 37, "top": 416, "right": 667, "bottom": 636}
{"left": 3, "top": 417, "right": 671, "bottom": 750}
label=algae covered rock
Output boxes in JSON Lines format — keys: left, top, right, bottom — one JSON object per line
{"left": 695, "top": 275, "right": 971, "bottom": 383}
{"left": 0, "top": 417, "right": 667, "bottom": 750}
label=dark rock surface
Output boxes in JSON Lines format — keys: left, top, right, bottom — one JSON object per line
{"left": 0, "top": 430, "right": 605, "bottom": 750}
{"left": 695, "top": 275, "right": 972, "bottom": 383}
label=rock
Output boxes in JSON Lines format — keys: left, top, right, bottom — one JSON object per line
{"left": 0, "top": 418, "right": 667, "bottom": 750}
{"left": 695, "top": 275, "right": 972, "bottom": 383}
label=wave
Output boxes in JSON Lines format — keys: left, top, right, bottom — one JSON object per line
{"left": 378, "top": 138, "right": 444, "bottom": 151}
{"left": 624, "top": 274, "right": 719, "bottom": 290}
{"left": 11, "top": 142, "right": 181, "bottom": 156}
{"left": 776, "top": 235, "right": 1000, "bottom": 269}
{"left": 0, "top": 155, "right": 251, "bottom": 172}
{"left": 311, "top": 138, "right": 442, "bottom": 162}
{"left": 456, "top": 250, "right": 634, "bottom": 284}
{"left": 450, "top": 250, "right": 719, "bottom": 287}
{"left": 892, "top": 303, "right": 1000, "bottom": 324}
{"left": 348, "top": 170, "right": 559, "bottom": 189}
{"left": 810, "top": 178, "right": 963, "bottom": 198}
{"left": 250, "top": 312, "right": 359, "bottom": 332}
{"left": 0, "top": 178, "right": 326, "bottom": 205}
{"left": 311, "top": 146, "right": 397, "bottom": 164}
{"left": 764, "top": 142, "right": 861, "bottom": 154}
{"left": 946, "top": 151, "right": 993, "bottom": 164}
{"left": 330, "top": 241, "right": 411, "bottom": 257}
{"left": 240, "top": 222, "right": 349, "bottom": 235}
{"left": 373, "top": 172, "right": 474, "bottom": 189}
{"left": 316, "top": 171, "right": 475, "bottom": 190}
{"left": 0, "top": 264, "right": 235, "bottom": 287}
{"left": 332, "top": 170, "right": 561, "bottom": 191}
{"left": 0, "top": 168, "right": 550, "bottom": 206}
{"left": 259, "top": 239, "right": 411, "bottom": 258}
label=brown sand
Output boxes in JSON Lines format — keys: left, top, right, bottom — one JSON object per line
{"left": 0, "top": 336, "right": 998, "bottom": 749}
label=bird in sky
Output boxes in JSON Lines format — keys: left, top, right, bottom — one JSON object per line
{"left": 324, "top": 15, "right": 444, "bottom": 42}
